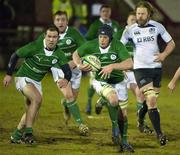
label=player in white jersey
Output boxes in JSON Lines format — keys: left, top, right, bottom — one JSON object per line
{"left": 121, "top": 11, "right": 153, "bottom": 134}
{"left": 121, "top": 1, "right": 175, "bottom": 146}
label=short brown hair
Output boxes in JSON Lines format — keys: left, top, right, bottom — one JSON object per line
{"left": 100, "top": 4, "right": 111, "bottom": 11}
{"left": 53, "top": 10, "right": 68, "bottom": 20}
{"left": 128, "top": 11, "right": 136, "bottom": 17}
{"left": 135, "top": 1, "right": 154, "bottom": 17}
{"left": 45, "top": 25, "right": 59, "bottom": 35}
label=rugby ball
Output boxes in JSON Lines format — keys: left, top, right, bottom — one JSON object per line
{"left": 82, "top": 55, "right": 101, "bottom": 72}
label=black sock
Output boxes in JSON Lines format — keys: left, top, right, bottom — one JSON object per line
{"left": 117, "top": 108, "right": 124, "bottom": 137}
{"left": 148, "top": 108, "right": 162, "bottom": 136}
{"left": 138, "top": 100, "right": 148, "bottom": 124}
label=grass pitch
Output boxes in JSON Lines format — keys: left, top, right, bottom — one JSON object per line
{"left": 0, "top": 72, "right": 180, "bottom": 155}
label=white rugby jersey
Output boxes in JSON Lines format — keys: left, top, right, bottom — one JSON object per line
{"left": 121, "top": 20, "right": 172, "bottom": 69}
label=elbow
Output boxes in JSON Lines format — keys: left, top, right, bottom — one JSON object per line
{"left": 170, "top": 39, "right": 176, "bottom": 50}
{"left": 127, "top": 58, "right": 133, "bottom": 70}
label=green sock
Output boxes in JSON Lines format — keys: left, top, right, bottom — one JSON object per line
{"left": 122, "top": 116, "right": 128, "bottom": 144}
{"left": 61, "top": 98, "right": 67, "bottom": 107}
{"left": 12, "top": 128, "right": 22, "bottom": 140}
{"left": 67, "top": 100, "right": 83, "bottom": 125}
{"left": 25, "top": 127, "right": 33, "bottom": 134}
{"left": 136, "top": 102, "right": 143, "bottom": 111}
{"left": 107, "top": 104, "right": 119, "bottom": 129}
{"left": 99, "top": 97, "right": 107, "bottom": 106}
{"left": 87, "top": 85, "right": 95, "bottom": 104}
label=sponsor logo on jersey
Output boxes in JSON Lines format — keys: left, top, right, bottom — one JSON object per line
{"left": 110, "top": 54, "right": 117, "bottom": 60}
{"left": 52, "top": 59, "right": 58, "bottom": 64}
{"left": 66, "top": 39, "right": 72, "bottom": 45}
{"left": 140, "top": 79, "right": 147, "bottom": 85}
{"left": 65, "top": 52, "right": 72, "bottom": 57}
{"left": 35, "top": 55, "right": 42, "bottom": 62}
{"left": 137, "top": 36, "right": 154, "bottom": 43}
{"left": 134, "top": 31, "right": 141, "bottom": 35}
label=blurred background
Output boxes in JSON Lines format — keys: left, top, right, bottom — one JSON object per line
{"left": 0, "top": 0, "right": 179, "bottom": 75}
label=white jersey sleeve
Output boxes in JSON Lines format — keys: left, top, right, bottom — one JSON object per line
{"left": 158, "top": 23, "right": 172, "bottom": 43}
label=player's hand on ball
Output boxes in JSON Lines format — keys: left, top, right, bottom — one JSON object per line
{"left": 78, "top": 63, "right": 92, "bottom": 72}
{"left": 3, "top": 75, "right": 12, "bottom": 87}
{"left": 98, "top": 64, "right": 113, "bottom": 79}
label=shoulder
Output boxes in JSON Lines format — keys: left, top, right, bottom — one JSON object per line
{"left": 111, "top": 39, "right": 124, "bottom": 47}
{"left": 148, "top": 20, "right": 164, "bottom": 28}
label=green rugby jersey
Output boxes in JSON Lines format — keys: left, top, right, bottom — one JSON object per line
{"left": 16, "top": 40, "right": 68, "bottom": 81}
{"left": 77, "top": 39, "right": 130, "bottom": 84}
{"left": 57, "top": 27, "right": 86, "bottom": 61}
{"left": 85, "top": 19, "right": 123, "bottom": 40}
{"left": 37, "top": 27, "right": 85, "bottom": 62}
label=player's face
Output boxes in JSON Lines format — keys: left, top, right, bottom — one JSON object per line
{"left": 45, "top": 30, "right": 59, "bottom": 50}
{"left": 127, "top": 15, "right": 136, "bottom": 26}
{"left": 100, "top": 7, "right": 111, "bottom": 21}
{"left": 98, "top": 35, "right": 110, "bottom": 48}
{"left": 136, "top": 7, "right": 150, "bottom": 26}
{"left": 54, "top": 14, "right": 68, "bottom": 33}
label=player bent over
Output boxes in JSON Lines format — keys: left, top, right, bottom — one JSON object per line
{"left": 73, "top": 24, "right": 134, "bottom": 152}
{"left": 3, "top": 25, "right": 71, "bottom": 144}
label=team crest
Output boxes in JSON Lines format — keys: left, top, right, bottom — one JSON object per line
{"left": 52, "top": 59, "right": 58, "bottom": 64}
{"left": 110, "top": 54, "right": 117, "bottom": 60}
{"left": 149, "top": 28, "right": 155, "bottom": 34}
{"left": 66, "top": 39, "right": 72, "bottom": 45}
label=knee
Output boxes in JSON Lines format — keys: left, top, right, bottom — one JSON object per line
{"left": 143, "top": 87, "right": 157, "bottom": 108}
{"left": 107, "top": 94, "right": 119, "bottom": 106}
{"left": 64, "top": 93, "right": 74, "bottom": 102}
{"left": 32, "top": 95, "right": 42, "bottom": 107}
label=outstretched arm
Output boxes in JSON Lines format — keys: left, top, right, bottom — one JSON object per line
{"left": 168, "top": 66, "right": 180, "bottom": 92}
{"left": 3, "top": 52, "right": 19, "bottom": 87}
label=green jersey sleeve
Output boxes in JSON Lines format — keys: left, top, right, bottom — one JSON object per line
{"left": 16, "top": 41, "right": 38, "bottom": 58}
{"left": 77, "top": 40, "right": 98, "bottom": 57}
{"left": 73, "top": 29, "right": 86, "bottom": 47}
{"left": 85, "top": 20, "right": 100, "bottom": 40}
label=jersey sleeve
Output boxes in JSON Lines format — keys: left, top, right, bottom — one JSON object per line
{"left": 76, "top": 40, "right": 95, "bottom": 57}
{"left": 73, "top": 29, "right": 86, "bottom": 47}
{"left": 120, "top": 28, "right": 130, "bottom": 45}
{"left": 16, "top": 41, "right": 37, "bottom": 58}
{"left": 158, "top": 23, "right": 172, "bottom": 43}
{"left": 85, "top": 22, "right": 98, "bottom": 40}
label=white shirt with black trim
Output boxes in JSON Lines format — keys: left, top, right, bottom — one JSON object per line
{"left": 121, "top": 20, "right": 172, "bottom": 69}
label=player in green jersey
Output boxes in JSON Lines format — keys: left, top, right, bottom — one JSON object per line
{"left": 73, "top": 24, "right": 134, "bottom": 152}
{"left": 3, "top": 25, "right": 72, "bottom": 144}
{"left": 50, "top": 11, "right": 88, "bottom": 135}
{"left": 85, "top": 4, "right": 124, "bottom": 115}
